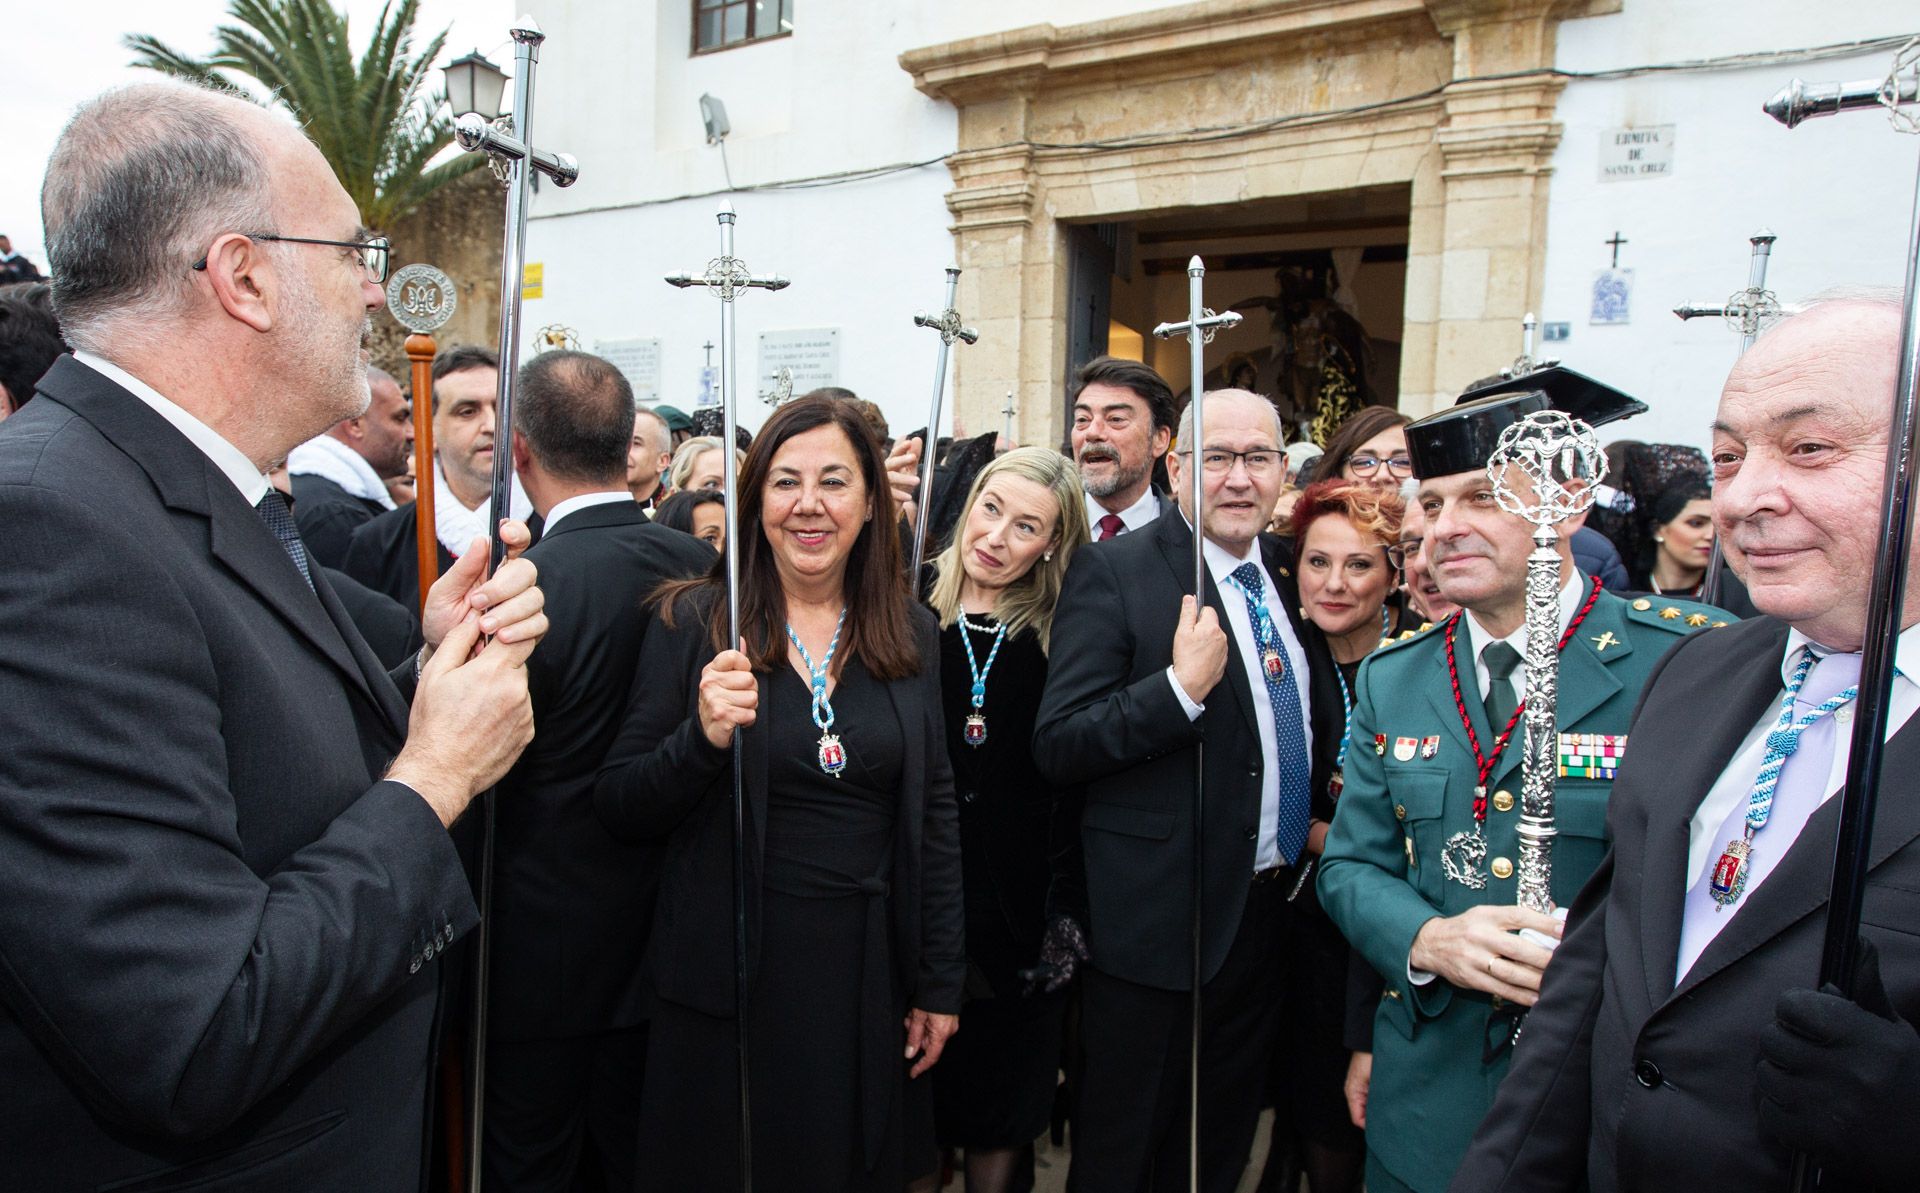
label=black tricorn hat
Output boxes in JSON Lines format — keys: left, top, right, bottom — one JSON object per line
{"left": 1456, "top": 365, "right": 1648, "bottom": 430}
{"left": 1405, "top": 390, "right": 1551, "bottom": 480}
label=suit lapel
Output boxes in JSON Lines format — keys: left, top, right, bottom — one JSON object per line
{"left": 1673, "top": 657, "right": 1920, "bottom": 1000}
{"left": 313, "top": 568, "right": 409, "bottom": 737}
{"left": 41, "top": 359, "right": 377, "bottom": 709}
{"left": 1154, "top": 512, "right": 1259, "bottom": 741}
{"left": 1643, "top": 620, "right": 1791, "bottom": 1003}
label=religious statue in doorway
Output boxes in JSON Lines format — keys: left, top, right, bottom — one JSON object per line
{"left": 1228, "top": 260, "right": 1374, "bottom": 445}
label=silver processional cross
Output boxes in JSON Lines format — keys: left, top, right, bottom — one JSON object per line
{"left": 1150, "top": 256, "right": 1240, "bottom": 1193}
{"left": 907, "top": 267, "right": 980, "bottom": 574}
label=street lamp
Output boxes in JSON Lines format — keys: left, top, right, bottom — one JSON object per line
{"left": 444, "top": 49, "right": 508, "bottom": 121}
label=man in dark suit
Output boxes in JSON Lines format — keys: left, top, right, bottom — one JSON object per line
{"left": 0, "top": 79, "right": 548, "bottom": 1191}
{"left": 1452, "top": 292, "right": 1920, "bottom": 1192}
{"left": 482, "top": 349, "right": 712, "bottom": 1190}
{"left": 1036, "top": 388, "right": 1341, "bottom": 1192}
{"left": 1070, "top": 355, "right": 1178, "bottom": 540}
{"left": 343, "top": 345, "right": 508, "bottom": 608}
{"left": 289, "top": 364, "right": 413, "bottom": 567}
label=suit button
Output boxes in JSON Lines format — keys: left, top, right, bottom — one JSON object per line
{"left": 1492, "top": 790, "right": 1515, "bottom": 812}
{"left": 1491, "top": 857, "right": 1514, "bottom": 880}
{"left": 1247, "top": 766, "right": 1258, "bottom": 778}
{"left": 961, "top": 791, "right": 976, "bottom": 804}
{"left": 409, "top": 955, "right": 422, "bottom": 975}
{"left": 1244, "top": 825, "right": 1257, "bottom": 841}
{"left": 1394, "top": 804, "right": 1407, "bottom": 821}
{"left": 1634, "top": 1059, "right": 1662, "bottom": 1088}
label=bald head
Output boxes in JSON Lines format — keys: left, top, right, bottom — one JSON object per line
{"left": 1712, "top": 293, "right": 1907, "bottom": 646}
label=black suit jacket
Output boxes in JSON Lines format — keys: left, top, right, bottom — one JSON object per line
{"left": 592, "top": 594, "right": 967, "bottom": 1019}
{"left": 322, "top": 565, "right": 423, "bottom": 670}
{"left": 1452, "top": 616, "right": 1920, "bottom": 1192}
{"left": 340, "top": 499, "right": 455, "bottom": 613}
{"left": 1032, "top": 507, "right": 1341, "bottom": 990}
{"left": 488, "top": 502, "right": 714, "bottom": 1042}
{"left": 291, "top": 471, "right": 388, "bottom": 571}
{"left": 0, "top": 357, "right": 476, "bottom": 1191}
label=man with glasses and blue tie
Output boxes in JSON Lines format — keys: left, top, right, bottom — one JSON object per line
{"left": 1037, "top": 388, "right": 1344, "bottom": 1191}
{"left": 0, "top": 80, "right": 548, "bottom": 1190}
{"left": 1317, "top": 377, "right": 1724, "bottom": 1193}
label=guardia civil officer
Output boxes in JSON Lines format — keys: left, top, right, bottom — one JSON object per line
{"left": 1316, "top": 373, "right": 1731, "bottom": 1192}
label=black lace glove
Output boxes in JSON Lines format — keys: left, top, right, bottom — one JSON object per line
{"left": 1756, "top": 937, "right": 1920, "bottom": 1188}
{"left": 1019, "top": 914, "right": 1090, "bottom": 996}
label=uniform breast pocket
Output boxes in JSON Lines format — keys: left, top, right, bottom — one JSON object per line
{"left": 1551, "top": 783, "right": 1613, "bottom": 908}
{"left": 1392, "top": 769, "right": 1450, "bottom": 902}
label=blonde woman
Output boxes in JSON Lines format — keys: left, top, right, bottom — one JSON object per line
{"left": 662, "top": 434, "right": 745, "bottom": 497}
{"left": 923, "top": 448, "right": 1090, "bottom": 1193}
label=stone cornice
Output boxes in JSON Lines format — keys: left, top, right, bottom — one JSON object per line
{"left": 901, "top": 0, "right": 1435, "bottom": 104}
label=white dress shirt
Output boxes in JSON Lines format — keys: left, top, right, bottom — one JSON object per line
{"left": 1675, "top": 625, "right": 1920, "bottom": 978}
{"left": 541, "top": 490, "right": 634, "bottom": 535}
{"left": 1168, "top": 530, "right": 1314, "bottom": 872}
{"left": 1460, "top": 571, "right": 1585, "bottom": 706}
{"left": 74, "top": 351, "right": 268, "bottom": 506}
{"left": 1085, "top": 485, "right": 1162, "bottom": 537}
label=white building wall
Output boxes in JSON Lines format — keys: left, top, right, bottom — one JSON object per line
{"left": 520, "top": 0, "right": 1920, "bottom": 447}
{"left": 1538, "top": 0, "right": 1918, "bottom": 454}
{"left": 522, "top": 0, "right": 1179, "bottom": 438}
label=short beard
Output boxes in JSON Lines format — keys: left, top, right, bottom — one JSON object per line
{"left": 1082, "top": 454, "right": 1149, "bottom": 500}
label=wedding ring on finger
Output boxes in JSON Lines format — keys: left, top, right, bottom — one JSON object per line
{"left": 1486, "top": 955, "right": 1497, "bottom": 976}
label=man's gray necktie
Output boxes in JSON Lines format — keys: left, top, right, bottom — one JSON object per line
{"left": 255, "top": 489, "right": 315, "bottom": 592}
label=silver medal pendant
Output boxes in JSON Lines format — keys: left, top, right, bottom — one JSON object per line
{"left": 817, "top": 732, "right": 847, "bottom": 776}
{"left": 1441, "top": 827, "right": 1488, "bottom": 889}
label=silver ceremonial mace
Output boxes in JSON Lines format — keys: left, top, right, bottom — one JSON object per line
{"left": 1487, "top": 415, "right": 1605, "bottom": 914}
{"left": 1673, "top": 229, "right": 1782, "bottom": 606}
{"left": 1767, "top": 38, "right": 1920, "bottom": 1193}
{"left": 1151, "top": 256, "right": 1240, "bottom": 1192}
{"left": 452, "top": 20, "right": 578, "bottom": 1191}
{"left": 666, "top": 200, "right": 788, "bottom": 1193}
{"left": 1001, "top": 390, "right": 1016, "bottom": 448}
{"left": 907, "top": 267, "right": 979, "bottom": 574}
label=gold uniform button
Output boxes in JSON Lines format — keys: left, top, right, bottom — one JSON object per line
{"left": 1631, "top": 598, "right": 1652, "bottom": 611}
{"left": 1394, "top": 804, "right": 1408, "bottom": 821}
{"left": 1492, "top": 790, "right": 1515, "bottom": 812}
{"left": 1491, "top": 857, "right": 1515, "bottom": 880}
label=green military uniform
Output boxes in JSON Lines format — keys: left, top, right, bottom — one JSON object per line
{"left": 1318, "top": 588, "right": 1732, "bottom": 1191}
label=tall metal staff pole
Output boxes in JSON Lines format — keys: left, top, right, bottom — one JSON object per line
{"left": 1673, "top": 230, "right": 1782, "bottom": 606}
{"left": 451, "top": 18, "right": 579, "bottom": 1190}
{"left": 1487, "top": 416, "right": 1605, "bottom": 913}
{"left": 1151, "top": 256, "right": 1239, "bottom": 1190}
{"left": 1766, "top": 39, "right": 1920, "bottom": 1193}
{"left": 666, "top": 200, "right": 788, "bottom": 1193}
{"left": 908, "top": 267, "right": 979, "bottom": 574}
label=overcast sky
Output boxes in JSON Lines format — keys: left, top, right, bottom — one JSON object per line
{"left": 8, "top": 0, "right": 512, "bottom": 267}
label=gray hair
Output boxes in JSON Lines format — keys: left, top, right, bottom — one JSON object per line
{"left": 41, "top": 80, "right": 275, "bottom": 352}
{"left": 1176, "top": 388, "right": 1284, "bottom": 447}
{"left": 634, "top": 405, "right": 672, "bottom": 454}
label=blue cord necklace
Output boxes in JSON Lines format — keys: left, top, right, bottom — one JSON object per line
{"left": 1331, "top": 663, "right": 1354, "bottom": 802}
{"left": 958, "top": 613, "right": 1009, "bottom": 748}
{"left": 786, "top": 607, "right": 849, "bottom": 776}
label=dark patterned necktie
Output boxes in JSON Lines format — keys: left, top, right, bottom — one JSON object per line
{"left": 1097, "top": 513, "right": 1124, "bottom": 541}
{"left": 1226, "top": 562, "right": 1313, "bottom": 865}
{"left": 255, "top": 489, "right": 315, "bottom": 592}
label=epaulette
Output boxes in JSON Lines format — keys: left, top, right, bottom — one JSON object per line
{"left": 1622, "top": 595, "right": 1735, "bottom": 635}
{"left": 1374, "top": 619, "right": 1440, "bottom": 655}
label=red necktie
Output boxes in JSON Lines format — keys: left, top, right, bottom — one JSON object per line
{"left": 1097, "top": 514, "right": 1124, "bottom": 541}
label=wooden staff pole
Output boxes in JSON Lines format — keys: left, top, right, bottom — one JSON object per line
{"left": 406, "top": 332, "right": 440, "bottom": 613}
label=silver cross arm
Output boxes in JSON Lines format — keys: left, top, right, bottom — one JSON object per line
{"left": 912, "top": 308, "right": 980, "bottom": 345}
{"left": 1152, "top": 307, "right": 1242, "bottom": 342}
{"left": 665, "top": 267, "right": 791, "bottom": 295}
{"left": 1672, "top": 230, "right": 1788, "bottom": 344}
{"left": 1767, "top": 37, "right": 1920, "bottom": 132}
{"left": 453, "top": 113, "right": 580, "bottom": 188}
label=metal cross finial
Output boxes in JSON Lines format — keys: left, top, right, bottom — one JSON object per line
{"left": 1152, "top": 259, "right": 1242, "bottom": 346}
{"left": 1001, "top": 390, "right": 1016, "bottom": 446}
{"left": 1673, "top": 230, "right": 1783, "bottom": 348}
{"left": 907, "top": 266, "right": 981, "bottom": 573}
{"left": 1765, "top": 36, "right": 1920, "bottom": 133}
{"left": 666, "top": 203, "right": 790, "bottom": 302}
{"left": 1606, "top": 231, "right": 1628, "bottom": 269}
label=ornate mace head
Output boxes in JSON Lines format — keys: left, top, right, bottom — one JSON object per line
{"left": 1487, "top": 410, "right": 1607, "bottom": 528}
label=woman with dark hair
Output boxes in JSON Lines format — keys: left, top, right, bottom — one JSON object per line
{"left": 1315, "top": 406, "right": 1412, "bottom": 491}
{"left": 593, "top": 396, "right": 964, "bottom": 1191}
{"left": 1628, "top": 479, "right": 1714, "bottom": 597}
{"left": 922, "top": 447, "right": 1090, "bottom": 1192}
{"left": 653, "top": 487, "right": 726, "bottom": 552}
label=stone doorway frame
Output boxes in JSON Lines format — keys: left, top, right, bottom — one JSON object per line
{"left": 901, "top": 0, "right": 1617, "bottom": 448}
